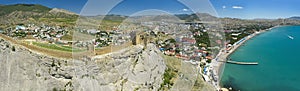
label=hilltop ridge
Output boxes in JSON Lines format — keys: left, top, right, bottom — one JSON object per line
{"left": 0, "top": 4, "right": 78, "bottom": 26}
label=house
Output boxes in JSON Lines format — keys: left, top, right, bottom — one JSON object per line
{"left": 16, "top": 25, "right": 26, "bottom": 30}
{"left": 224, "top": 30, "right": 231, "bottom": 33}
{"left": 182, "top": 38, "right": 196, "bottom": 44}
{"left": 226, "top": 44, "right": 232, "bottom": 48}
{"left": 56, "top": 34, "right": 64, "bottom": 38}
{"left": 231, "top": 33, "right": 241, "bottom": 36}
{"left": 232, "top": 37, "right": 238, "bottom": 40}
{"left": 164, "top": 50, "right": 175, "bottom": 56}
{"left": 0, "top": 29, "right": 4, "bottom": 33}
{"left": 87, "top": 29, "right": 98, "bottom": 34}
{"left": 206, "top": 56, "right": 213, "bottom": 60}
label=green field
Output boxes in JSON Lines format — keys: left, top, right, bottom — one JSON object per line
{"left": 32, "top": 42, "right": 82, "bottom": 52}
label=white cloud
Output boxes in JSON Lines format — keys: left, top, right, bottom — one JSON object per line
{"left": 232, "top": 6, "right": 243, "bottom": 9}
{"left": 222, "top": 6, "right": 226, "bottom": 9}
{"left": 182, "top": 8, "right": 189, "bottom": 12}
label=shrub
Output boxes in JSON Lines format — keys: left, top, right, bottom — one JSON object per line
{"left": 12, "top": 46, "right": 16, "bottom": 51}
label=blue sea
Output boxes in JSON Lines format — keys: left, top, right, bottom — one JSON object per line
{"left": 220, "top": 26, "right": 300, "bottom": 91}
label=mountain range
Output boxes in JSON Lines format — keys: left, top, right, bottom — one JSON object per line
{"left": 0, "top": 4, "right": 300, "bottom": 28}
{"left": 289, "top": 16, "right": 300, "bottom": 20}
{"left": 0, "top": 4, "right": 78, "bottom": 26}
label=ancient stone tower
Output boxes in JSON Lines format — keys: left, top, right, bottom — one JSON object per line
{"left": 131, "top": 31, "right": 148, "bottom": 46}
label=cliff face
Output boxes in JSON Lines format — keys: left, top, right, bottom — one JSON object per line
{"left": 0, "top": 38, "right": 166, "bottom": 91}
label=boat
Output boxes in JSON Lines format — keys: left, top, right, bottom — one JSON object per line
{"left": 288, "top": 35, "right": 294, "bottom": 40}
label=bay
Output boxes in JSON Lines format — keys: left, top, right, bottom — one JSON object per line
{"left": 221, "top": 26, "right": 300, "bottom": 91}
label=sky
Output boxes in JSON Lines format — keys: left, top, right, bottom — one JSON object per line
{"left": 210, "top": 0, "right": 300, "bottom": 19}
{"left": 108, "top": 0, "right": 193, "bottom": 15}
{"left": 0, "top": 0, "right": 300, "bottom": 19}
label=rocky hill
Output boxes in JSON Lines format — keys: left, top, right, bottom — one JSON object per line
{"left": 0, "top": 4, "right": 51, "bottom": 16}
{"left": 0, "top": 4, "right": 78, "bottom": 26}
{"left": 0, "top": 38, "right": 166, "bottom": 91}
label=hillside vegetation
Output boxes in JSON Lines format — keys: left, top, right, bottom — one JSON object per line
{"left": 0, "top": 4, "right": 78, "bottom": 27}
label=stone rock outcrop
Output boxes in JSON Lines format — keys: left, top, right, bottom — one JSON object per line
{"left": 0, "top": 38, "right": 166, "bottom": 91}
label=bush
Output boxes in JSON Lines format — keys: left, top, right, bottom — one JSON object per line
{"left": 52, "top": 88, "right": 57, "bottom": 91}
{"left": 12, "top": 46, "right": 15, "bottom": 51}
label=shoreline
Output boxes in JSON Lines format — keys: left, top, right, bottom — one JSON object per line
{"left": 211, "top": 25, "right": 281, "bottom": 90}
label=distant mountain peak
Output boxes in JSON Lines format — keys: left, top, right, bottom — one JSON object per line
{"left": 289, "top": 16, "right": 300, "bottom": 20}
{"left": 0, "top": 4, "right": 77, "bottom": 16}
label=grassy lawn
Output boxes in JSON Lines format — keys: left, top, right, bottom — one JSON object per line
{"left": 32, "top": 42, "right": 82, "bottom": 52}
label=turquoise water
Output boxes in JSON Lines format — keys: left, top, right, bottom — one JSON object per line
{"left": 221, "top": 26, "right": 300, "bottom": 91}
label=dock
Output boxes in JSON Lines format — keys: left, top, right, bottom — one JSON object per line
{"left": 218, "top": 60, "right": 259, "bottom": 65}
{"left": 226, "top": 60, "right": 258, "bottom": 65}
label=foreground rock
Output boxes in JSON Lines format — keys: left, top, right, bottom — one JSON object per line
{"left": 0, "top": 38, "right": 166, "bottom": 91}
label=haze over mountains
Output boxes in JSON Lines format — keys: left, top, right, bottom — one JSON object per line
{"left": 0, "top": 4, "right": 300, "bottom": 28}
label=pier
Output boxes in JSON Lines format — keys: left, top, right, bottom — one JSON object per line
{"left": 218, "top": 60, "right": 259, "bottom": 65}
{"left": 226, "top": 60, "right": 258, "bottom": 65}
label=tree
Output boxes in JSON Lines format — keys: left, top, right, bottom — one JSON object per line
{"left": 206, "top": 59, "right": 212, "bottom": 63}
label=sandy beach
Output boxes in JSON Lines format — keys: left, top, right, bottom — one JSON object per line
{"left": 211, "top": 33, "right": 259, "bottom": 89}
